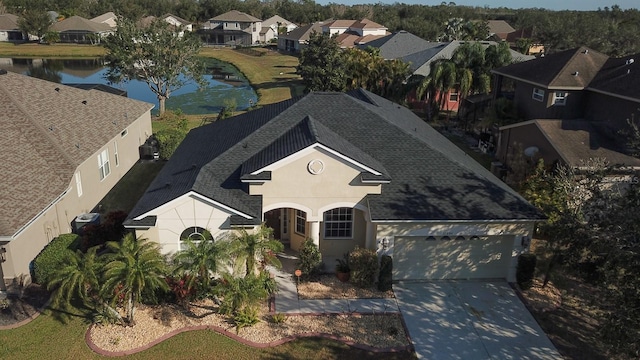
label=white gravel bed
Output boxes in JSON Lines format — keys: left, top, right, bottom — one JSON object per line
{"left": 90, "top": 300, "right": 409, "bottom": 353}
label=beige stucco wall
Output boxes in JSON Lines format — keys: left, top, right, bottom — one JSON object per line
{"left": 250, "top": 147, "right": 380, "bottom": 221}
{"left": 140, "top": 193, "right": 238, "bottom": 254}
{"left": 375, "top": 221, "right": 536, "bottom": 282}
{"left": 319, "top": 209, "right": 367, "bottom": 258}
{"left": 2, "top": 112, "right": 151, "bottom": 282}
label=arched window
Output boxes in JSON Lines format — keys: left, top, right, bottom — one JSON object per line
{"left": 179, "top": 227, "right": 213, "bottom": 250}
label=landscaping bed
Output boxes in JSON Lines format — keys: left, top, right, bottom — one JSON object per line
{"left": 89, "top": 299, "right": 409, "bottom": 354}
{"left": 0, "top": 284, "right": 49, "bottom": 328}
{"left": 297, "top": 274, "right": 394, "bottom": 300}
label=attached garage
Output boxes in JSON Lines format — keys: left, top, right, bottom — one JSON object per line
{"left": 393, "top": 235, "right": 514, "bottom": 280}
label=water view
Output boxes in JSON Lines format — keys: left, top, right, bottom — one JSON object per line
{"left": 0, "top": 57, "right": 258, "bottom": 115}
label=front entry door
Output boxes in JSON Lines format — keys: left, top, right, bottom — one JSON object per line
{"left": 264, "top": 209, "right": 282, "bottom": 239}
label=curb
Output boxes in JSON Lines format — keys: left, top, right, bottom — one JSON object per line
{"left": 85, "top": 312, "right": 414, "bottom": 357}
{"left": 0, "top": 298, "right": 51, "bottom": 331}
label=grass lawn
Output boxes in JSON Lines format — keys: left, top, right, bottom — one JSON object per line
{"left": 0, "top": 312, "right": 415, "bottom": 360}
{"left": 444, "top": 133, "right": 494, "bottom": 170}
{"left": 94, "top": 161, "right": 165, "bottom": 214}
{"left": 0, "top": 42, "right": 106, "bottom": 57}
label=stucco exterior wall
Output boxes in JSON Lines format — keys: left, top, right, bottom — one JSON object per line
{"left": 146, "top": 194, "right": 237, "bottom": 254}
{"left": 3, "top": 112, "right": 152, "bottom": 282}
{"left": 319, "top": 209, "right": 367, "bottom": 258}
{"left": 250, "top": 147, "right": 381, "bottom": 221}
{"left": 375, "top": 221, "right": 535, "bottom": 282}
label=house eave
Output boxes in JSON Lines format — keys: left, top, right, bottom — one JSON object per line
{"left": 586, "top": 87, "right": 640, "bottom": 104}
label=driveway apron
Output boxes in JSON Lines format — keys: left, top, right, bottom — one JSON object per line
{"left": 394, "top": 281, "right": 562, "bottom": 360}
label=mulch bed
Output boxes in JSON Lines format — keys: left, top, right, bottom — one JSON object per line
{"left": 0, "top": 284, "right": 50, "bottom": 327}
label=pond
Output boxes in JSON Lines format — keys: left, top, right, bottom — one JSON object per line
{"left": 0, "top": 57, "right": 258, "bottom": 115}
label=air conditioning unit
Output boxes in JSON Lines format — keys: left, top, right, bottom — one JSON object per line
{"left": 72, "top": 213, "right": 100, "bottom": 235}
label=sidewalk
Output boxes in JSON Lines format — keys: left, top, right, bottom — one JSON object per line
{"left": 268, "top": 252, "right": 400, "bottom": 314}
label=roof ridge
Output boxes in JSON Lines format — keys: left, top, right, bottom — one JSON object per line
{"left": 0, "top": 74, "right": 76, "bottom": 172}
{"left": 549, "top": 47, "right": 589, "bottom": 86}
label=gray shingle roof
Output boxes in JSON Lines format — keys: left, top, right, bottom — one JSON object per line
{"left": 128, "top": 90, "right": 541, "bottom": 223}
{"left": 0, "top": 70, "right": 153, "bottom": 237}
{"left": 210, "top": 10, "right": 261, "bottom": 23}
{"left": 588, "top": 53, "right": 640, "bottom": 101}
{"left": 358, "top": 30, "right": 434, "bottom": 60}
{"left": 279, "top": 22, "right": 325, "bottom": 42}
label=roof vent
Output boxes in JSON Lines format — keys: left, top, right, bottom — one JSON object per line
{"left": 573, "top": 71, "right": 579, "bottom": 76}
{"left": 0, "top": 69, "right": 7, "bottom": 75}
{"left": 583, "top": 49, "right": 589, "bottom": 54}
{"left": 628, "top": 69, "right": 631, "bottom": 75}
{"left": 626, "top": 58, "right": 635, "bottom": 65}
{"left": 81, "top": 100, "right": 87, "bottom": 105}
{"left": 55, "top": 87, "right": 60, "bottom": 92}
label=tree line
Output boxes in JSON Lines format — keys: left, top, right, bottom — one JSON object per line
{"left": 2, "top": 0, "right": 639, "bottom": 56}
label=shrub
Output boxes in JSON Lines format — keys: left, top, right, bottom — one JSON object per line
{"left": 270, "top": 312, "right": 287, "bottom": 324}
{"left": 378, "top": 255, "right": 393, "bottom": 291}
{"left": 154, "top": 128, "right": 187, "bottom": 160}
{"left": 296, "top": 238, "right": 322, "bottom": 280}
{"left": 80, "top": 211, "right": 129, "bottom": 252}
{"left": 216, "top": 274, "right": 268, "bottom": 315}
{"left": 516, "top": 253, "right": 537, "bottom": 290}
{"left": 31, "top": 233, "right": 79, "bottom": 286}
{"left": 233, "top": 306, "right": 260, "bottom": 333}
{"left": 349, "top": 246, "right": 379, "bottom": 288}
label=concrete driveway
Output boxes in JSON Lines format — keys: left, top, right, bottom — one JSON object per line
{"left": 394, "top": 281, "right": 562, "bottom": 360}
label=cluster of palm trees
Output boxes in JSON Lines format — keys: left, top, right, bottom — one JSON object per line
{"left": 47, "top": 225, "right": 283, "bottom": 326}
{"left": 415, "top": 41, "right": 513, "bottom": 119}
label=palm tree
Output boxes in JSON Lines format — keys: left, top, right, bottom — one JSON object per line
{"left": 47, "top": 247, "right": 124, "bottom": 324}
{"left": 173, "top": 235, "right": 230, "bottom": 295}
{"left": 101, "top": 234, "right": 168, "bottom": 325}
{"left": 229, "top": 224, "right": 283, "bottom": 277}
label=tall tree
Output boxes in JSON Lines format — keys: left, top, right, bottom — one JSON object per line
{"left": 296, "top": 32, "right": 346, "bottom": 92}
{"left": 102, "top": 234, "right": 168, "bottom": 325}
{"left": 103, "top": 17, "right": 205, "bottom": 115}
{"left": 229, "top": 225, "right": 283, "bottom": 277}
{"left": 17, "top": 8, "right": 52, "bottom": 40}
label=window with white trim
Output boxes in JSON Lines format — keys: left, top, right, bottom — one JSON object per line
{"left": 449, "top": 92, "right": 459, "bottom": 102}
{"left": 75, "top": 172, "right": 83, "bottom": 197}
{"left": 553, "top": 91, "right": 567, "bottom": 105}
{"left": 295, "top": 210, "right": 306, "bottom": 235}
{"left": 113, "top": 141, "right": 119, "bottom": 167}
{"left": 98, "top": 149, "right": 110, "bottom": 180}
{"left": 532, "top": 88, "right": 545, "bottom": 102}
{"left": 179, "top": 226, "right": 214, "bottom": 251}
{"left": 323, "top": 208, "right": 353, "bottom": 238}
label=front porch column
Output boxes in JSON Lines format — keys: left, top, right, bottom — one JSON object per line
{"left": 309, "top": 221, "right": 320, "bottom": 247}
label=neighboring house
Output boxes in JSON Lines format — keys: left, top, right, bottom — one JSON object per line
{"left": 486, "top": 20, "right": 515, "bottom": 41}
{"left": 201, "top": 10, "right": 262, "bottom": 45}
{"left": 50, "top": 15, "right": 113, "bottom": 43}
{"left": 125, "top": 89, "right": 542, "bottom": 282}
{"left": 492, "top": 47, "right": 640, "bottom": 173}
{"left": 90, "top": 11, "right": 117, "bottom": 29}
{"left": 379, "top": 39, "right": 534, "bottom": 112}
{"left": 0, "top": 14, "right": 25, "bottom": 42}
{"left": 261, "top": 15, "right": 297, "bottom": 43}
{"left": 506, "top": 28, "right": 544, "bottom": 55}
{"left": 277, "top": 21, "right": 325, "bottom": 53}
{"left": 326, "top": 18, "right": 388, "bottom": 48}
{"left": 496, "top": 119, "right": 640, "bottom": 171}
{"left": 0, "top": 69, "right": 154, "bottom": 288}
{"left": 160, "top": 13, "right": 193, "bottom": 33}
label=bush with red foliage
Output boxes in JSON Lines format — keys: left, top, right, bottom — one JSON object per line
{"left": 80, "top": 210, "right": 129, "bottom": 252}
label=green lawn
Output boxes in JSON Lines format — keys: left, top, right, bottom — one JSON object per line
{"left": 0, "top": 313, "right": 415, "bottom": 360}
{"left": 95, "top": 161, "right": 166, "bottom": 214}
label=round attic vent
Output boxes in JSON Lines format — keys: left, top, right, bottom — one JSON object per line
{"left": 307, "top": 159, "right": 324, "bottom": 175}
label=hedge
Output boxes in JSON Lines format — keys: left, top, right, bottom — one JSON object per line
{"left": 349, "top": 246, "right": 378, "bottom": 288}
{"left": 516, "top": 253, "right": 537, "bottom": 290}
{"left": 32, "top": 233, "right": 80, "bottom": 286}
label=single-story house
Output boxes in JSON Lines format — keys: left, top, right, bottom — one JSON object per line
{"left": 0, "top": 69, "right": 154, "bottom": 289}
{"left": 0, "top": 14, "right": 25, "bottom": 42}
{"left": 125, "top": 89, "right": 542, "bottom": 282}
{"left": 50, "top": 15, "right": 113, "bottom": 43}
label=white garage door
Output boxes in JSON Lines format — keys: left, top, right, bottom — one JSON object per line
{"left": 393, "top": 235, "right": 513, "bottom": 280}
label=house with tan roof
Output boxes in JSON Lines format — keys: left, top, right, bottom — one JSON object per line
{"left": 0, "top": 13, "right": 25, "bottom": 42}
{"left": 261, "top": 15, "right": 297, "bottom": 43}
{"left": 486, "top": 20, "right": 515, "bottom": 41}
{"left": 0, "top": 70, "right": 154, "bottom": 289}
{"left": 125, "top": 89, "right": 543, "bottom": 283}
{"left": 201, "top": 10, "right": 262, "bottom": 45}
{"left": 277, "top": 21, "right": 325, "bottom": 52}
{"left": 90, "top": 12, "right": 117, "bottom": 29}
{"left": 50, "top": 15, "right": 113, "bottom": 43}
{"left": 492, "top": 47, "right": 640, "bottom": 174}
